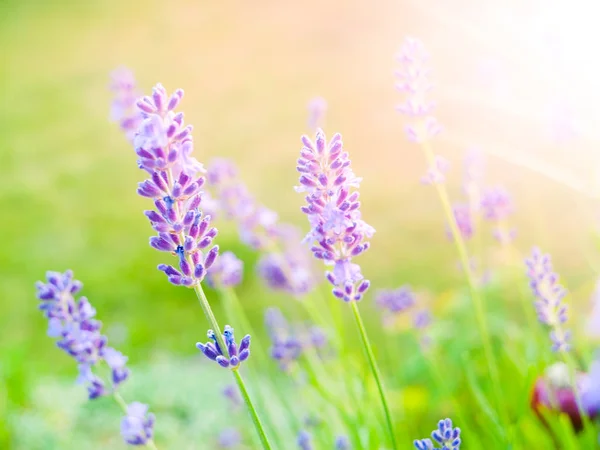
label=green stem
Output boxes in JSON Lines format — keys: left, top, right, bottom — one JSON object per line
{"left": 193, "top": 283, "right": 272, "bottom": 450}
{"left": 114, "top": 393, "right": 158, "bottom": 450}
{"left": 233, "top": 370, "right": 273, "bottom": 450}
{"left": 350, "top": 301, "right": 397, "bottom": 450}
{"left": 420, "top": 142, "right": 508, "bottom": 434}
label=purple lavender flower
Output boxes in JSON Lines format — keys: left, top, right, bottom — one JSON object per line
{"left": 582, "top": 357, "right": 600, "bottom": 416}
{"left": 133, "top": 84, "right": 218, "bottom": 287}
{"left": 207, "top": 158, "right": 279, "bottom": 250}
{"left": 414, "top": 418, "right": 461, "bottom": 450}
{"left": 296, "top": 129, "right": 375, "bottom": 302}
{"left": 207, "top": 251, "right": 244, "bottom": 288}
{"left": 120, "top": 402, "right": 155, "bottom": 446}
{"left": 480, "top": 186, "right": 512, "bottom": 221}
{"left": 334, "top": 435, "right": 351, "bottom": 449}
{"left": 307, "top": 96, "right": 327, "bottom": 130}
{"left": 421, "top": 156, "right": 449, "bottom": 185}
{"left": 297, "top": 430, "right": 313, "bottom": 450}
{"left": 110, "top": 67, "right": 143, "bottom": 142}
{"left": 196, "top": 325, "right": 251, "bottom": 369}
{"left": 35, "top": 270, "right": 129, "bottom": 397}
{"left": 222, "top": 384, "right": 242, "bottom": 408}
{"left": 265, "top": 308, "right": 303, "bottom": 371}
{"left": 376, "top": 286, "right": 415, "bottom": 314}
{"left": 257, "top": 224, "right": 316, "bottom": 296}
{"left": 525, "top": 248, "right": 571, "bottom": 352}
{"left": 218, "top": 428, "right": 242, "bottom": 448}
{"left": 447, "top": 204, "right": 473, "bottom": 241}
{"left": 395, "top": 37, "right": 441, "bottom": 143}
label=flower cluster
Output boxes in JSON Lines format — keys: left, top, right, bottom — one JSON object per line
{"left": 36, "top": 270, "right": 155, "bottom": 447}
{"left": 133, "top": 84, "right": 219, "bottom": 286}
{"left": 296, "top": 129, "right": 375, "bottom": 302}
{"left": 395, "top": 37, "right": 441, "bottom": 143}
{"left": 376, "top": 286, "right": 415, "bottom": 314}
{"left": 297, "top": 430, "right": 313, "bottom": 450}
{"left": 525, "top": 248, "right": 571, "bottom": 352}
{"left": 196, "top": 325, "right": 251, "bottom": 369}
{"left": 413, "top": 418, "right": 461, "bottom": 450}
{"left": 265, "top": 307, "right": 328, "bottom": 371}
{"left": 121, "top": 402, "right": 156, "bottom": 446}
{"left": 421, "top": 155, "right": 449, "bottom": 185}
{"left": 481, "top": 186, "right": 515, "bottom": 244}
{"left": 207, "top": 251, "right": 244, "bottom": 288}
{"left": 110, "top": 67, "right": 143, "bottom": 142}
{"left": 207, "top": 159, "right": 316, "bottom": 295}
{"left": 447, "top": 204, "right": 474, "bottom": 241}
{"left": 35, "top": 270, "right": 128, "bottom": 398}
{"left": 334, "top": 435, "right": 351, "bottom": 449}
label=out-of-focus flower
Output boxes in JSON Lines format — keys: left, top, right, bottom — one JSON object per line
{"left": 376, "top": 286, "right": 415, "bottom": 314}
{"left": 297, "top": 430, "right": 313, "bottom": 450}
{"left": 531, "top": 362, "right": 594, "bottom": 432}
{"left": 421, "top": 156, "right": 449, "bottom": 185}
{"left": 413, "top": 418, "right": 461, "bottom": 450}
{"left": 207, "top": 251, "right": 244, "bottom": 288}
{"left": 110, "top": 67, "right": 143, "bottom": 142}
{"left": 582, "top": 357, "right": 600, "bottom": 417}
{"left": 217, "top": 428, "right": 242, "bottom": 448}
{"left": 296, "top": 129, "right": 375, "bottom": 302}
{"left": 36, "top": 270, "right": 129, "bottom": 398}
{"left": 395, "top": 37, "right": 441, "bottom": 144}
{"left": 307, "top": 96, "right": 327, "bottom": 130}
{"left": 222, "top": 384, "right": 242, "bottom": 409}
{"left": 334, "top": 435, "right": 351, "bottom": 449}
{"left": 133, "top": 84, "right": 219, "bottom": 287}
{"left": 120, "top": 402, "right": 155, "bottom": 446}
{"left": 447, "top": 204, "right": 474, "bottom": 241}
{"left": 525, "top": 248, "right": 571, "bottom": 352}
{"left": 480, "top": 186, "right": 513, "bottom": 221}
{"left": 196, "top": 325, "right": 251, "bottom": 369}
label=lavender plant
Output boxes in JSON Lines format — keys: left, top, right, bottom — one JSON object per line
{"left": 36, "top": 270, "right": 157, "bottom": 448}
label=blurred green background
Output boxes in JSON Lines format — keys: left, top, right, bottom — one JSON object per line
{"left": 2, "top": 0, "right": 600, "bottom": 448}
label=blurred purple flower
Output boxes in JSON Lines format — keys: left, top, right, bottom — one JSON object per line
{"left": 196, "top": 325, "right": 251, "bottom": 369}
{"left": 35, "top": 270, "right": 129, "bottom": 398}
{"left": 376, "top": 286, "right": 415, "bottom": 314}
{"left": 296, "top": 129, "right": 375, "bottom": 302}
{"left": 110, "top": 67, "right": 143, "bottom": 142}
{"left": 265, "top": 307, "right": 303, "bottom": 371}
{"left": 222, "top": 384, "right": 242, "bottom": 408}
{"left": 525, "top": 248, "right": 570, "bottom": 352}
{"left": 307, "top": 96, "right": 327, "bottom": 130}
{"left": 207, "top": 251, "right": 244, "bottom": 288}
{"left": 447, "top": 204, "right": 474, "bottom": 241}
{"left": 395, "top": 37, "right": 441, "bottom": 143}
{"left": 421, "top": 155, "right": 449, "bottom": 185}
{"left": 218, "top": 428, "right": 242, "bottom": 448}
{"left": 582, "top": 357, "right": 600, "bottom": 416}
{"left": 480, "top": 186, "right": 513, "bottom": 221}
{"left": 133, "top": 84, "right": 218, "bottom": 287}
{"left": 297, "top": 430, "right": 313, "bottom": 450}
{"left": 120, "top": 402, "right": 155, "bottom": 446}
{"left": 335, "top": 435, "right": 351, "bottom": 449}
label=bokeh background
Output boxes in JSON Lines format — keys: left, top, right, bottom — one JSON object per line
{"left": 2, "top": 0, "right": 600, "bottom": 448}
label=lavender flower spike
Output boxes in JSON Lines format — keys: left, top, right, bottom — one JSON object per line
{"left": 196, "top": 325, "right": 251, "bottom": 369}
{"left": 296, "top": 129, "right": 375, "bottom": 302}
{"left": 525, "top": 248, "right": 571, "bottom": 352}
{"left": 133, "top": 84, "right": 219, "bottom": 287}
{"left": 414, "top": 418, "right": 461, "bottom": 450}
{"left": 121, "top": 402, "right": 156, "bottom": 446}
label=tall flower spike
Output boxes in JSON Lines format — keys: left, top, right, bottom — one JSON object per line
{"left": 35, "top": 270, "right": 129, "bottom": 397}
{"left": 395, "top": 37, "right": 441, "bottom": 143}
{"left": 525, "top": 248, "right": 571, "bottom": 352}
{"left": 110, "top": 67, "right": 143, "bottom": 142}
{"left": 36, "top": 271, "right": 155, "bottom": 447}
{"left": 296, "top": 129, "right": 375, "bottom": 302}
{"left": 196, "top": 325, "right": 251, "bottom": 369}
{"left": 414, "top": 418, "right": 461, "bottom": 450}
{"left": 133, "top": 84, "right": 219, "bottom": 286}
